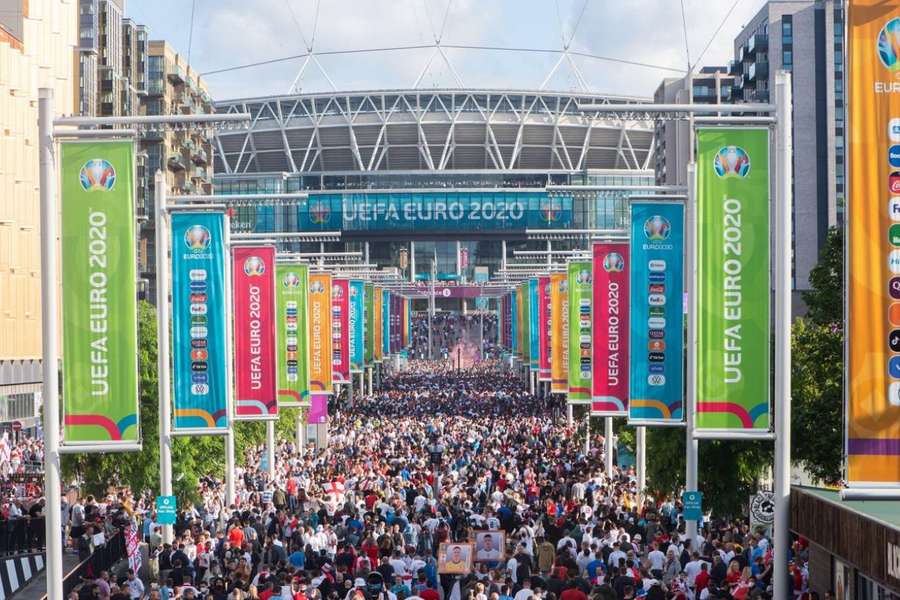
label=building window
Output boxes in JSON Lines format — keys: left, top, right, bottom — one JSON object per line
{"left": 783, "top": 50, "right": 793, "bottom": 67}
{"left": 782, "top": 19, "right": 793, "bottom": 44}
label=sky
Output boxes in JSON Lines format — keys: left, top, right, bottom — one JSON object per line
{"left": 127, "top": 0, "right": 768, "bottom": 101}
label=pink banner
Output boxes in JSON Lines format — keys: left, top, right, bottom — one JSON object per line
{"left": 309, "top": 394, "right": 328, "bottom": 424}
{"left": 591, "top": 242, "right": 629, "bottom": 416}
{"left": 538, "top": 276, "right": 551, "bottom": 381}
{"left": 232, "top": 246, "right": 278, "bottom": 419}
{"left": 331, "top": 278, "right": 350, "bottom": 384}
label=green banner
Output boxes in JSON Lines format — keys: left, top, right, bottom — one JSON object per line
{"left": 696, "top": 128, "right": 770, "bottom": 431}
{"left": 61, "top": 141, "right": 139, "bottom": 444}
{"left": 364, "top": 283, "right": 374, "bottom": 365}
{"left": 567, "top": 261, "right": 592, "bottom": 402}
{"left": 521, "top": 282, "right": 531, "bottom": 365}
{"left": 276, "top": 264, "right": 309, "bottom": 407}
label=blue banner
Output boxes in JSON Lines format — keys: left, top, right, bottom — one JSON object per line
{"left": 382, "top": 289, "right": 391, "bottom": 357}
{"left": 171, "top": 212, "right": 229, "bottom": 431}
{"left": 529, "top": 278, "right": 540, "bottom": 371}
{"left": 349, "top": 280, "right": 365, "bottom": 373}
{"left": 628, "top": 202, "right": 684, "bottom": 424}
{"left": 511, "top": 290, "right": 518, "bottom": 355}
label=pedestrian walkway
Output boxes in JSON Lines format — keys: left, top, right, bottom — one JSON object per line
{"left": 12, "top": 551, "right": 78, "bottom": 600}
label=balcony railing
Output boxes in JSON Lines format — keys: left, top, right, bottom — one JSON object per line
{"left": 167, "top": 154, "right": 186, "bottom": 171}
{"left": 167, "top": 65, "right": 185, "bottom": 85}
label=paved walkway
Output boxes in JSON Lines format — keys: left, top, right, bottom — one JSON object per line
{"left": 12, "top": 552, "right": 79, "bottom": 600}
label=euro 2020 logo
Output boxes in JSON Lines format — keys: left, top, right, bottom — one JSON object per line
{"left": 243, "top": 256, "right": 265, "bottom": 276}
{"left": 603, "top": 252, "right": 625, "bottom": 273}
{"left": 643, "top": 215, "right": 671, "bottom": 241}
{"left": 575, "top": 270, "right": 592, "bottom": 285}
{"left": 184, "top": 225, "right": 211, "bottom": 251}
{"left": 713, "top": 146, "right": 751, "bottom": 178}
{"left": 332, "top": 284, "right": 343, "bottom": 298}
{"left": 879, "top": 17, "right": 900, "bottom": 72}
{"left": 282, "top": 272, "right": 301, "bottom": 288}
{"left": 79, "top": 159, "right": 117, "bottom": 192}
{"left": 309, "top": 280, "right": 325, "bottom": 294}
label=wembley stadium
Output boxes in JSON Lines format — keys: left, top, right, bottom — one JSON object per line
{"left": 212, "top": 88, "right": 659, "bottom": 308}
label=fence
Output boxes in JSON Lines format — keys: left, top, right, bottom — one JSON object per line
{"left": 57, "top": 532, "right": 126, "bottom": 600}
{"left": 0, "top": 517, "right": 44, "bottom": 555}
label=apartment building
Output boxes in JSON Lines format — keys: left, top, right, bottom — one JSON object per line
{"left": 0, "top": 0, "right": 77, "bottom": 431}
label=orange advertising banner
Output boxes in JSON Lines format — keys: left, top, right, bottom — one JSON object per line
{"left": 848, "top": 0, "right": 900, "bottom": 485}
{"left": 373, "top": 286, "right": 384, "bottom": 362}
{"left": 550, "top": 273, "right": 568, "bottom": 394}
{"left": 307, "top": 272, "right": 333, "bottom": 395}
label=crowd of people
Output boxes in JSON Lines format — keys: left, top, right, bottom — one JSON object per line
{"left": 71, "top": 358, "right": 798, "bottom": 600}
{"left": 409, "top": 313, "right": 500, "bottom": 362}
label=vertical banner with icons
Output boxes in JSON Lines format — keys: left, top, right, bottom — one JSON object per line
{"left": 628, "top": 203, "right": 684, "bottom": 424}
{"left": 515, "top": 285, "right": 524, "bottom": 358}
{"left": 232, "top": 246, "right": 278, "bottom": 420}
{"left": 373, "top": 286, "right": 384, "bottom": 362}
{"left": 275, "top": 263, "right": 309, "bottom": 407}
{"left": 538, "top": 276, "right": 552, "bottom": 381}
{"left": 567, "top": 262, "right": 592, "bottom": 403}
{"left": 349, "top": 280, "right": 365, "bottom": 373}
{"left": 381, "top": 289, "right": 391, "bottom": 357}
{"left": 591, "top": 242, "right": 629, "bottom": 417}
{"left": 550, "top": 273, "right": 568, "bottom": 394}
{"left": 696, "top": 129, "right": 771, "bottom": 433}
{"left": 847, "top": 0, "right": 900, "bottom": 485}
{"left": 402, "top": 297, "right": 409, "bottom": 348}
{"left": 331, "top": 278, "right": 350, "bottom": 384}
{"left": 364, "top": 283, "right": 374, "bottom": 365}
{"left": 170, "top": 212, "right": 229, "bottom": 431}
{"left": 511, "top": 290, "right": 519, "bottom": 355}
{"left": 528, "top": 279, "right": 540, "bottom": 372}
{"left": 60, "top": 141, "right": 140, "bottom": 446}
{"left": 308, "top": 272, "right": 333, "bottom": 397}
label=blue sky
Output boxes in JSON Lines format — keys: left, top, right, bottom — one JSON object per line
{"left": 128, "top": 0, "right": 767, "bottom": 101}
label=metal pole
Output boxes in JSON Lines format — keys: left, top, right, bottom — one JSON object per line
{"left": 566, "top": 402, "right": 573, "bottom": 426}
{"left": 154, "top": 169, "right": 174, "bottom": 544}
{"left": 225, "top": 430, "right": 236, "bottom": 505}
{"left": 773, "top": 69, "right": 793, "bottom": 600}
{"left": 480, "top": 312, "right": 484, "bottom": 360}
{"left": 296, "top": 412, "right": 304, "bottom": 454}
{"left": 685, "top": 60, "right": 699, "bottom": 545}
{"left": 429, "top": 255, "right": 436, "bottom": 360}
{"left": 604, "top": 417, "right": 614, "bottom": 478}
{"left": 266, "top": 420, "right": 276, "bottom": 478}
{"left": 409, "top": 241, "right": 416, "bottom": 282}
{"left": 636, "top": 426, "right": 646, "bottom": 507}
{"left": 39, "top": 88, "right": 64, "bottom": 600}
{"left": 367, "top": 367, "right": 373, "bottom": 395}
{"left": 223, "top": 213, "right": 236, "bottom": 506}
{"left": 584, "top": 412, "right": 590, "bottom": 453}
{"left": 348, "top": 367, "right": 355, "bottom": 408}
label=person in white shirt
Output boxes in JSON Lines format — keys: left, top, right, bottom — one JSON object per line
{"left": 607, "top": 542, "right": 626, "bottom": 572}
{"left": 125, "top": 569, "right": 144, "bottom": 600}
{"left": 513, "top": 579, "right": 533, "bottom": 600}
{"left": 684, "top": 552, "right": 708, "bottom": 590}
{"left": 647, "top": 543, "right": 666, "bottom": 575}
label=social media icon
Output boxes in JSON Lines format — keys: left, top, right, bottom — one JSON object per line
{"left": 890, "top": 118, "right": 900, "bottom": 142}
{"left": 648, "top": 294, "right": 666, "bottom": 306}
{"left": 890, "top": 145, "right": 900, "bottom": 168}
{"left": 648, "top": 352, "right": 665, "bottom": 362}
{"left": 890, "top": 382, "right": 900, "bottom": 407}
{"left": 890, "top": 356, "right": 900, "bottom": 379}
{"left": 649, "top": 329, "right": 665, "bottom": 339}
{"left": 189, "top": 269, "right": 208, "bottom": 281}
{"left": 890, "top": 172, "right": 900, "bottom": 194}
{"left": 190, "top": 326, "right": 208, "bottom": 339}
{"left": 648, "top": 317, "right": 666, "bottom": 329}
{"left": 889, "top": 249, "right": 900, "bottom": 274}
{"left": 649, "top": 259, "right": 667, "bottom": 272}
{"left": 891, "top": 329, "right": 900, "bottom": 352}
{"left": 191, "top": 383, "right": 209, "bottom": 395}
{"left": 890, "top": 303, "right": 900, "bottom": 326}
{"left": 648, "top": 374, "right": 666, "bottom": 386}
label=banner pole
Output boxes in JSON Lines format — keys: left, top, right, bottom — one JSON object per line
{"left": 773, "top": 69, "right": 793, "bottom": 600}
{"left": 685, "top": 161, "right": 699, "bottom": 546}
{"left": 636, "top": 426, "right": 646, "bottom": 507}
{"left": 584, "top": 411, "right": 590, "bottom": 453}
{"left": 296, "top": 411, "right": 304, "bottom": 454}
{"left": 605, "top": 417, "right": 614, "bottom": 478}
{"left": 154, "top": 169, "right": 174, "bottom": 544}
{"left": 266, "top": 420, "right": 276, "bottom": 478}
{"left": 39, "top": 88, "right": 64, "bottom": 600}
{"left": 223, "top": 213, "right": 236, "bottom": 506}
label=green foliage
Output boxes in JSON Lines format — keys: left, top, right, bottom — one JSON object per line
{"left": 801, "top": 227, "right": 843, "bottom": 326}
{"left": 62, "top": 301, "right": 303, "bottom": 504}
{"left": 790, "top": 319, "right": 843, "bottom": 484}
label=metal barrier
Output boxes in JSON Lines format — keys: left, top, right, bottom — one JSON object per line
{"left": 53, "top": 532, "right": 125, "bottom": 600}
{"left": 0, "top": 517, "right": 45, "bottom": 555}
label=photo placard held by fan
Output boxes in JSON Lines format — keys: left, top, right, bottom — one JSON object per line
{"left": 749, "top": 491, "right": 775, "bottom": 529}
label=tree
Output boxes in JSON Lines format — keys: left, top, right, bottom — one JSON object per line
{"left": 801, "top": 227, "right": 842, "bottom": 326}
{"left": 62, "top": 301, "right": 303, "bottom": 503}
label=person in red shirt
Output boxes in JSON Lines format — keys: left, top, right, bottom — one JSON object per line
{"left": 694, "top": 563, "right": 711, "bottom": 595}
{"left": 228, "top": 524, "right": 244, "bottom": 548}
{"left": 559, "top": 581, "right": 587, "bottom": 600}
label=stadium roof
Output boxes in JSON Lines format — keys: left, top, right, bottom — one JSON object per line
{"left": 214, "top": 89, "right": 656, "bottom": 175}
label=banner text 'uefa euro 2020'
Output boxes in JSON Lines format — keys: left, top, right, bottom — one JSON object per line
{"left": 294, "top": 192, "right": 573, "bottom": 232}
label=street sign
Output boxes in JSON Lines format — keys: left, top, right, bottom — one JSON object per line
{"left": 156, "top": 495, "right": 177, "bottom": 525}
{"left": 682, "top": 491, "right": 703, "bottom": 521}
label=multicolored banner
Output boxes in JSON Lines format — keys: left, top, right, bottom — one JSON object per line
{"left": 60, "top": 141, "right": 139, "bottom": 445}
{"left": 592, "top": 242, "right": 629, "bottom": 417}
{"left": 308, "top": 272, "right": 333, "bottom": 396}
{"left": 511, "top": 289, "right": 519, "bottom": 355}
{"left": 171, "top": 212, "right": 229, "bottom": 431}
{"left": 567, "top": 262, "right": 592, "bottom": 403}
{"left": 349, "top": 280, "right": 365, "bottom": 373}
{"left": 364, "top": 283, "right": 375, "bottom": 365}
{"left": 373, "top": 286, "right": 384, "bottom": 362}
{"left": 538, "top": 276, "right": 552, "bottom": 381}
{"left": 232, "top": 246, "right": 277, "bottom": 420}
{"left": 629, "top": 202, "right": 684, "bottom": 424}
{"left": 275, "top": 263, "right": 309, "bottom": 407}
{"left": 550, "top": 273, "right": 568, "bottom": 394}
{"left": 381, "top": 289, "right": 391, "bottom": 357}
{"left": 515, "top": 284, "right": 525, "bottom": 358}
{"left": 847, "top": 0, "right": 900, "bottom": 485}
{"left": 331, "top": 278, "right": 350, "bottom": 384}
{"left": 696, "top": 128, "right": 771, "bottom": 433}
{"left": 528, "top": 278, "right": 539, "bottom": 371}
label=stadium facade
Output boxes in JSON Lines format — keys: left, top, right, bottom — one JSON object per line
{"left": 212, "top": 89, "right": 659, "bottom": 308}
